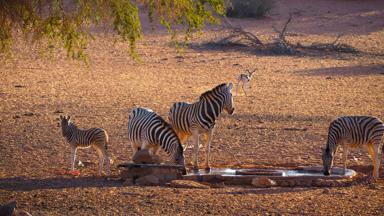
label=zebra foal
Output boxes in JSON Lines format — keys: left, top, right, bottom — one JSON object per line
{"left": 322, "top": 116, "right": 384, "bottom": 179}
{"left": 168, "top": 83, "right": 235, "bottom": 171}
{"left": 60, "top": 115, "right": 110, "bottom": 176}
{"left": 127, "top": 107, "right": 186, "bottom": 173}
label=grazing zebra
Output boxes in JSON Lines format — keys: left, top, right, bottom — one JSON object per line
{"left": 127, "top": 107, "right": 186, "bottom": 173}
{"left": 168, "top": 83, "right": 235, "bottom": 171}
{"left": 60, "top": 115, "right": 110, "bottom": 176}
{"left": 322, "top": 116, "right": 384, "bottom": 179}
{"left": 236, "top": 69, "right": 256, "bottom": 96}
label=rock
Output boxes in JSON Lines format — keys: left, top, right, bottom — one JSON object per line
{"left": 119, "top": 163, "right": 184, "bottom": 186}
{"left": 251, "top": 177, "right": 276, "bottom": 188}
{"left": 135, "top": 175, "right": 160, "bottom": 186}
{"left": 132, "top": 149, "right": 161, "bottom": 164}
{"left": 169, "top": 180, "right": 210, "bottom": 189}
{"left": 322, "top": 188, "right": 331, "bottom": 194}
{"left": 14, "top": 209, "right": 32, "bottom": 216}
{"left": 123, "top": 178, "right": 135, "bottom": 186}
{"left": 23, "top": 112, "right": 35, "bottom": 117}
{"left": 0, "top": 201, "right": 16, "bottom": 216}
{"left": 368, "top": 184, "right": 381, "bottom": 190}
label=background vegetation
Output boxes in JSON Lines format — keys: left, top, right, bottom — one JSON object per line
{"left": 226, "top": 0, "right": 274, "bottom": 18}
{"left": 0, "top": 0, "right": 225, "bottom": 60}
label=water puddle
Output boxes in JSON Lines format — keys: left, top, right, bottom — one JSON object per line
{"left": 186, "top": 167, "right": 356, "bottom": 177}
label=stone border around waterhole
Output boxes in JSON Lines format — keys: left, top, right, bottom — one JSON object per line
{"left": 118, "top": 163, "right": 359, "bottom": 187}
{"left": 183, "top": 167, "right": 357, "bottom": 188}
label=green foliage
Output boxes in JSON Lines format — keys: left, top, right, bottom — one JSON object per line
{"left": 0, "top": 0, "right": 225, "bottom": 60}
{"left": 226, "top": 0, "right": 274, "bottom": 18}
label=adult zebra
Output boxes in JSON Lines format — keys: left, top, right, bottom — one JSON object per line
{"left": 168, "top": 83, "right": 235, "bottom": 171}
{"left": 127, "top": 107, "right": 186, "bottom": 173}
{"left": 60, "top": 115, "right": 110, "bottom": 176}
{"left": 322, "top": 116, "right": 384, "bottom": 179}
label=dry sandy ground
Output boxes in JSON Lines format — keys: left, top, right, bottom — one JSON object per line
{"left": 1, "top": 0, "right": 384, "bottom": 215}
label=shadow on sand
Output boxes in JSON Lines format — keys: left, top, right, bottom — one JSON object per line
{"left": 224, "top": 113, "right": 332, "bottom": 123}
{"left": 298, "top": 64, "right": 384, "bottom": 77}
{"left": 0, "top": 176, "right": 123, "bottom": 191}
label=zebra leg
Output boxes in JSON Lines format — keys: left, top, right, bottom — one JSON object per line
{"left": 242, "top": 84, "right": 247, "bottom": 96}
{"left": 367, "top": 144, "right": 377, "bottom": 179}
{"left": 178, "top": 132, "right": 190, "bottom": 151}
{"left": 192, "top": 130, "right": 200, "bottom": 171}
{"left": 104, "top": 147, "right": 111, "bottom": 176}
{"left": 373, "top": 142, "right": 381, "bottom": 179}
{"left": 71, "top": 147, "right": 77, "bottom": 171}
{"left": 342, "top": 145, "right": 348, "bottom": 175}
{"left": 131, "top": 142, "right": 139, "bottom": 157}
{"left": 95, "top": 147, "right": 104, "bottom": 176}
{"left": 204, "top": 129, "right": 214, "bottom": 171}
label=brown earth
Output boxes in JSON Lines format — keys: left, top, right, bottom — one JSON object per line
{"left": 1, "top": 0, "right": 384, "bottom": 215}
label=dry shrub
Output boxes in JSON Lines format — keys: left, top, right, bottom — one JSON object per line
{"left": 226, "top": 0, "right": 275, "bottom": 18}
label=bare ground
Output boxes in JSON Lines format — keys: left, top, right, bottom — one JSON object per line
{"left": 1, "top": 0, "right": 384, "bottom": 215}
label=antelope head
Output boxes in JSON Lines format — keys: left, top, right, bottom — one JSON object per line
{"left": 246, "top": 69, "right": 256, "bottom": 77}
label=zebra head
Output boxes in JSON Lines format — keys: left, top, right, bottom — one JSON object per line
{"left": 223, "top": 83, "right": 235, "bottom": 115}
{"left": 59, "top": 115, "right": 71, "bottom": 136}
{"left": 322, "top": 147, "right": 334, "bottom": 176}
{"left": 176, "top": 155, "right": 187, "bottom": 175}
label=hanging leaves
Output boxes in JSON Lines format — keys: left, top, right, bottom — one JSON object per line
{"left": 0, "top": 0, "right": 225, "bottom": 60}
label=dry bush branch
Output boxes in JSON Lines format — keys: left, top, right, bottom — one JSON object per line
{"left": 273, "top": 14, "right": 293, "bottom": 43}
{"left": 296, "top": 34, "right": 359, "bottom": 53}
{"left": 219, "top": 17, "right": 264, "bottom": 47}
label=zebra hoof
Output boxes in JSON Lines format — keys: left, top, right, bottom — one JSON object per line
{"left": 204, "top": 167, "right": 211, "bottom": 173}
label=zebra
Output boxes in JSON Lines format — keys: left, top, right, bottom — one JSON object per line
{"left": 168, "top": 83, "right": 235, "bottom": 171}
{"left": 322, "top": 116, "right": 384, "bottom": 179}
{"left": 59, "top": 115, "right": 110, "bottom": 176}
{"left": 127, "top": 107, "right": 186, "bottom": 174}
{"left": 236, "top": 69, "right": 256, "bottom": 96}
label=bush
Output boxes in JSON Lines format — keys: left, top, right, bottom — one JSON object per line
{"left": 226, "top": 0, "right": 274, "bottom": 18}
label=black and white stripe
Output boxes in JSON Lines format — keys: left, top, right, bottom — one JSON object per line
{"left": 322, "top": 116, "right": 384, "bottom": 178}
{"left": 168, "top": 83, "right": 235, "bottom": 170}
{"left": 60, "top": 115, "right": 110, "bottom": 176}
{"left": 127, "top": 107, "right": 185, "bottom": 168}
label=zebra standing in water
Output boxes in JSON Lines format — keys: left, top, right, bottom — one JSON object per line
{"left": 127, "top": 107, "right": 186, "bottom": 174}
{"left": 168, "top": 83, "right": 235, "bottom": 171}
{"left": 322, "top": 116, "right": 384, "bottom": 179}
{"left": 60, "top": 115, "right": 110, "bottom": 176}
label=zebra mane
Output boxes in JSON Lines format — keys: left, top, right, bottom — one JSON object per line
{"left": 199, "top": 83, "right": 227, "bottom": 100}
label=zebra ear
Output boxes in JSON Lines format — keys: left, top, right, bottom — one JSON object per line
{"left": 68, "top": 115, "right": 71, "bottom": 120}
{"left": 227, "top": 82, "right": 233, "bottom": 91}
{"left": 60, "top": 115, "right": 63, "bottom": 120}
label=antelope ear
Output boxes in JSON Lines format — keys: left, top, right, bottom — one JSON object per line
{"left": 227, "top": 82, "right": 233, "bottom": 90}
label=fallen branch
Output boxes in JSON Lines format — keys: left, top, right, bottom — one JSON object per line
{"left": 296, "top": 34, "right": 358, "bottom": 53}
{"left": 219, "top": 17, "right": 264, "bottom": 47}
